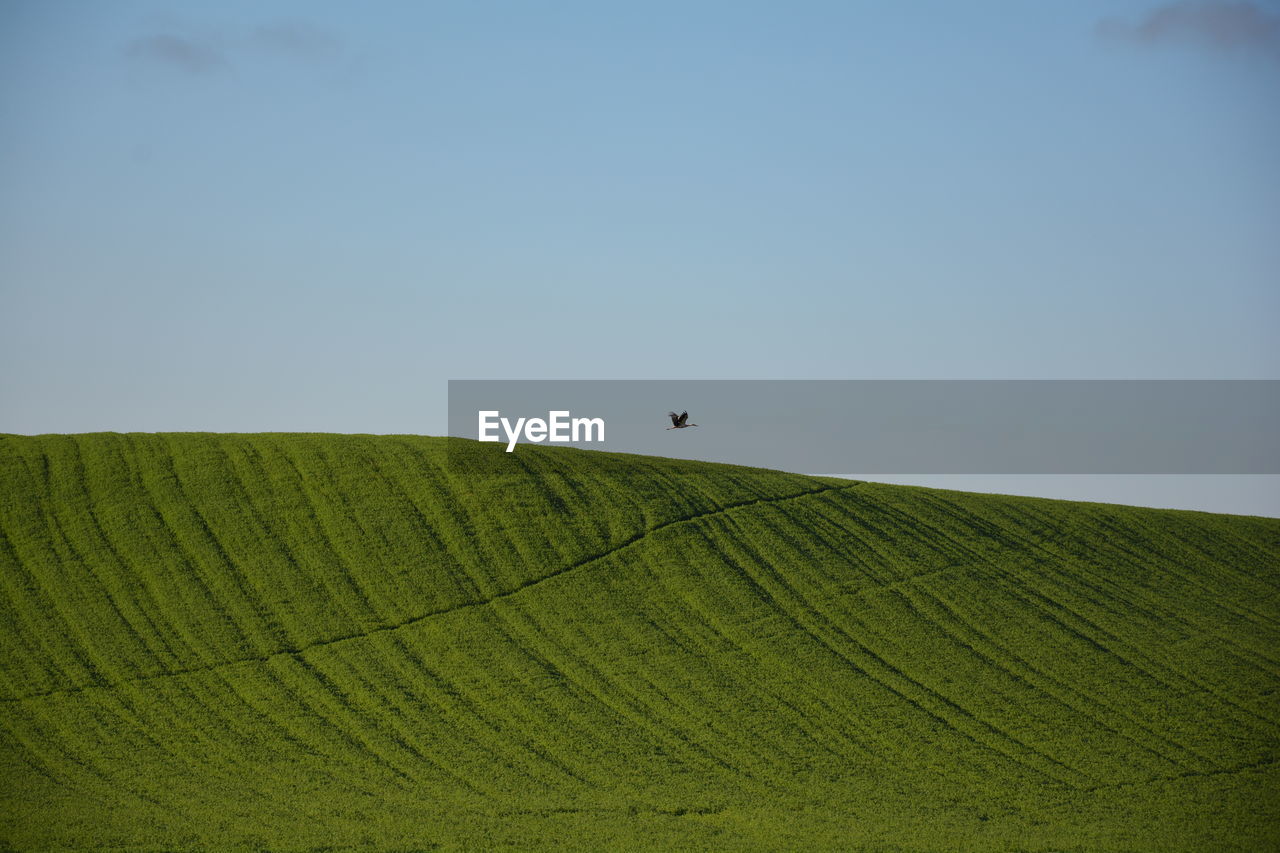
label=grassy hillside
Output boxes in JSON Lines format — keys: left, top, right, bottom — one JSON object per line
{"left": 1, "top": 433, "right": 1277, "bottom": 851}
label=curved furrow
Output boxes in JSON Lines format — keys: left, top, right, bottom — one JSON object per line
{"left": 343, "top": 629, "right": 578, "bottom": 794}
{"left": 0, "top": 483, "right": 853, "bottom": 705}
{"left": 900, "top": 575, "right": 1214, "bottom": 771}
{"left": 701, "top": 511, "right": 1090, "bottom": 788}
{"left": 0, "top": 513, "right": 100, "bottom": 694}
{"left": 991, "top": 565, "right": 1280, "bottom": 742}
{"left": 716, "top": 505, "right": 1080, "bottom": 782}
{"left": 946, "top": 493, "right": 1280, "bottom": 670}
{"left": 69, "top": 437, "right": 188, "bottom": 674}
{"left": 618, "top": 533, "right": 881, "bottom": 769}
{"left": 267, "top": 441, "right": 390, "bottom": 628}
{"left": 884, "top": 582, "right": 1199, "bottom": 779}
{"left": 860, "top": 487, "right": 1280, "bottom": 734}
{"left": 138, "top": 437, "right": 278, "bottom": 659}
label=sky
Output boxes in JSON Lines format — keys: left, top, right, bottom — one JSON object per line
{"left": 2, "top": 1, "right": 1278, "bottom": 514}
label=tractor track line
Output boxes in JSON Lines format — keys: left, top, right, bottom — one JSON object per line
{"left": 1, "top": 481, "right": 863, "bottom": 705}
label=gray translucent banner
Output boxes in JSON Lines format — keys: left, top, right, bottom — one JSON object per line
{"left": 447, "top": 380, "right": 1279, "bottom": 474}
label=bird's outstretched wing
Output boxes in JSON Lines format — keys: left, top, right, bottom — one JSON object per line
{"left": 668, "top": 411, "right": 681, "bottom": 427}
{"left": 677, "top": 411, "right": 689, "bottom": 426}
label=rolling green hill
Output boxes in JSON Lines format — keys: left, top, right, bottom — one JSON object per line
{"left": 1, "top": 433, "right": 1277, "bottom": 851}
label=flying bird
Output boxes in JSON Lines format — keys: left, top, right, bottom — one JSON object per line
{"left": 667, "top": 411, "right": 698, "bottom": 429}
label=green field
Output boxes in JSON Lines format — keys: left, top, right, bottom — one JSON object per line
{"left": 1, "top": 433, "right": 1277, "bottom": 850}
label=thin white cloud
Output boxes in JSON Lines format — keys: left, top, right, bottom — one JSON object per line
{"left": 253, "top": 21, "right": 343, "bottom": 63}
{"left": 125, "top": 20, "right": 343, "bottom": 76}
{"left": 126, "top": 34, "right": 228, "bottom": 74}
{"left": 1098, "top": 1, "right": 1280, "bottom": 59}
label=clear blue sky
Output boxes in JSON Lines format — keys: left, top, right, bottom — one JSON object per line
{"left": 3, "top": 1, "right": 1277, "bottom": 512}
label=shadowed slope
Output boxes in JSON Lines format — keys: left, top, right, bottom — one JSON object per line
{"left": 1, "top": 434, "right": 1277, "bottom": 850}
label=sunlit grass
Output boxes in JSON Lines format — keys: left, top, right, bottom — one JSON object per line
{"left": 1, "top": 433, "right": 1277, "bottom": 850}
